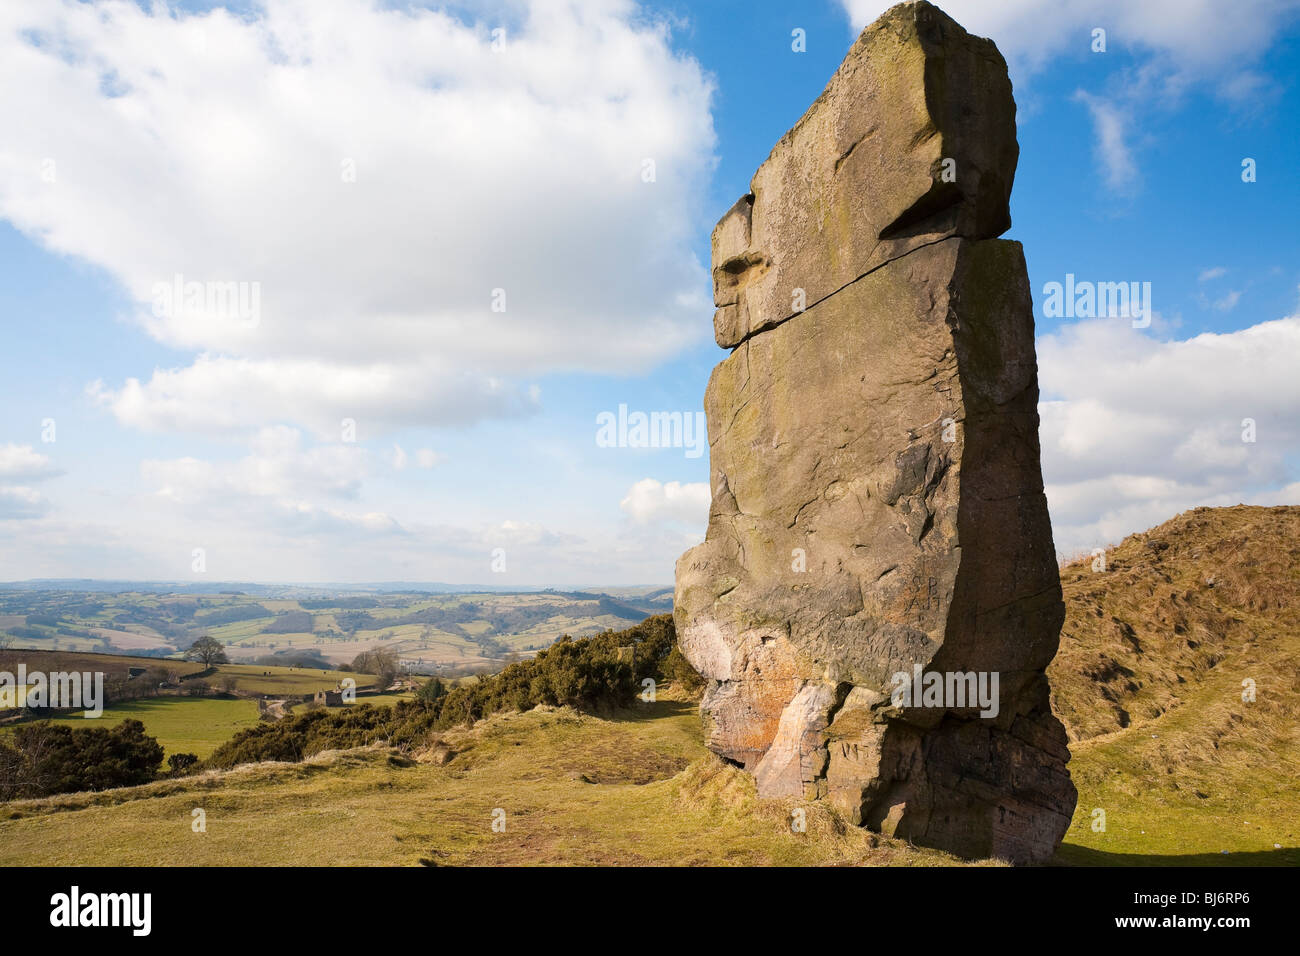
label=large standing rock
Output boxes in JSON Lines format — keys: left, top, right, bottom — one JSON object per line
{"left": 674, "top": 0, "right": 1077, "bottom": 865}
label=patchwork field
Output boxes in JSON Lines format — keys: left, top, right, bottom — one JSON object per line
{"left": 0, "top": 588, "right": 660, "bottom": 675}
{"left": 0, "top": 655, "right": 390, "bottom": 759}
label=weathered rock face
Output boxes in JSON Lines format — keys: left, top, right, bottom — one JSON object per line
{"left": 674, "top": 0, "right": 1077, "bottom": 865}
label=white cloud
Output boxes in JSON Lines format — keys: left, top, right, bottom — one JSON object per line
{"left": 86, "top": 355, "right": 539, "bottom": 438}
{"left": 838, "top": 1, "right": 1300, "bottom": 77}
{"left": 0, "top": 443, "right": 61, "bottom": 481}
{"left": 1208, "top": 289, "right": 1243, "bottom": 312}
{"left": 1038, "top": 314, "right": 1300, "bottom": 553}
{"left": 1198, "top": 266, "right": 1228, "bottom": 282}
{"left": 487, "top": 520, "right": 584, "bottom": 550}
{"left": 141, "top": 426, "right": 368, "bottom": 503}
{"left": 619, "top": 478, "right": 709, "bottom": 526}
{"left": 415, "top": 448, "right": 444, "bottom": 469}
{"left": 0, "top": 0, "right": 716, "bottom": 435}
{"left": 1072, "top": 90, "right": 1137, "bottom": 191}
{"left": 0, "top": 444, "right": 61, "bottom": 521}
{"left": 839, "top": 1, "right": 1299, "bottom": 195}
{"left": 0, "top": 486, "right": 48, "bottom": 520}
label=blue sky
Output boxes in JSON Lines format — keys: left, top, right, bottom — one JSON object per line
{"left": 1, "top": 0, "right": 1298, "bottom": 585}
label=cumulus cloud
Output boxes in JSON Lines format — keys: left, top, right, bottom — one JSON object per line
{"left": 141, "top": 426, "right": 368, "bottom": 504}
{"left": 0, "top": 443, "right": 61, "bottom": 481}
{"left": 86, "top": 356, "right": 539, "bottom": 438}
{"left": 1038, "top": 314, "right": 1300, "bottom": 553}
{"left": 839, "top": 1, "right": 1300, "bottom": 195}
{"left": 0, "top": 444, "right": 61, "bottom": 521}
{"left": 126, "top": 429, "right": 608, "bottom": 580}
{"left": 620, "top": 478, "right": 709, "bottom": 526}
{"left": 0, "top": 0, "right": 716, "bottom": 435}
{"left": 838, "top": 0, "right": 1300, "bottom": 76}
{"left": 0, "top": 486, "right": 49, "bottom": 520}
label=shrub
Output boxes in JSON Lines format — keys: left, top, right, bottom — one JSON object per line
{"left": 168, "top": 752, "right": 199, "bottom": 775}
{"left": 0, "top": 719, "right": 164, "bottom": 800}
{"left": 416, "top": 677, "right": 447, "bottom": 704}
{"left": 662, "top": 645, "right": 707, "bottom": 693}
{"left": 204, "top": 614, "right": 694, "bottom": 770}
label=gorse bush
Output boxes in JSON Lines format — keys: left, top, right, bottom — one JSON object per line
{"left": 416, "top": 676, "right": 447, "bottom": 704}
{"left": 206, "top": 614, "right": 689, "bottom": 770}
{"left": 167, "top": 752, "right": 199, "bottom": 774}
{"left": 0, "top": 719, "right": 164, "bottom": 800}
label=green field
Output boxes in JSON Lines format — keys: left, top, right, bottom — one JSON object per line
{"left": 0, "top": 649, "right": 206, "bottom": 682}
{"left": 0, "top": 656, "right": 385, "bottom": 762}
{"left": 211, "top": 664, "right": 375, "bottom": 696}
{"left": 43, "top": 697, "right": 261, "bottom": 760}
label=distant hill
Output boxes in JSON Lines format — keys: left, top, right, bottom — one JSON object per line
{"left": 0, "top": 580, "right": 672, "bottom": 596}
{"left": 0, "top": 588, "right": 661, "bottom": 673}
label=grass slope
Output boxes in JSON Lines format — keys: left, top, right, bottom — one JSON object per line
{"left": 0, "top": 649, "right": 204, "bottom": 681}
{"left": 1, "top": 505, "right": 1294, "bottom": 866}
{"left": 1052, "top": 505, "right": 1300, "bottom": 864}
{"left": 0, "top": 695, "right": 978, "bottom": 866}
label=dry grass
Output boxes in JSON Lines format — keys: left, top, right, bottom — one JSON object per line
{"left": 2, "top": 505, "right": 1295, "bottom": 866}
{"left": 0, "top": 690, "right": 975, "bottom": 867}
{"left": 1051, "top": 505, "right": 1300, "bottom": 864}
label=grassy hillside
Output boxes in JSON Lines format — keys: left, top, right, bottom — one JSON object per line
{"left": 0, "top": 505, "right": 1295, "bottom": 865}
{"left": 0, "top": 649, "right": 205, "bottom": 682}
{"left": 1052, "top": 505, "right": 1299, "bottom": 864}
{"left": 0, "top": 694, "right": 976, "bottom": 866}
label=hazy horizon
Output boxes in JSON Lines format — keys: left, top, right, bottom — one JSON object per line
{"left": 2, "top": 0, "right": 1297, "bottom": 583}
